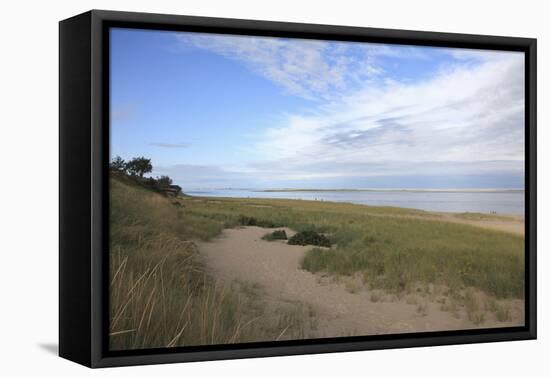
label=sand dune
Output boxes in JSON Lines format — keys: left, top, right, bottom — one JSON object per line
{"left": 197, "top": 226, "right": 524, "bottom": 340}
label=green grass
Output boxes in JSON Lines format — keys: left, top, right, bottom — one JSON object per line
{"left": 237, "top": 215, "right": 285, "bottom": 228}
{"left": 301, "top": 218, "right": 524, "bottom": 298}
{"left": 110, "top": 173, "right": 524, "bottom": 350}
{"left": 171, "top": 187, "right": 524, "bottom": 300}
{"left": 495, "top": 304, "right": 512, "bottom": 322}
{"left": 454, "top": 212, "right": 513, "bottom": 221}
{"left": 486, "top": 298, "right": 512, "bottom": 322}
{"left": 109, "top": 177, "right": 312, "bottom": 350}
{"left": 464, "top": 289, "right": 485, "bottom": 324}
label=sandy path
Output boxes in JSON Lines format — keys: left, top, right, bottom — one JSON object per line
{"left": 197, "top": 226, "right": 522, "bottom": 339}
{"left": 438, "top": 213, "right": 525, "bottom": 236}
{"left": 361, "top": 212, "right": 524, "bottom": 236}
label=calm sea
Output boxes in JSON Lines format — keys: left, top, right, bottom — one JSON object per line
{"left": 186, "top": 189, "right": 525, "bottom": 215}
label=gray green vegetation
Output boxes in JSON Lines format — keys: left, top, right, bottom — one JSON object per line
{"left": 288, "top": 230, "right": 332, "bottom": 247}
{"left": 262, "top": 229, "right": 331, "bottom": 247}
{"left": 111, "top": 156, "right": 182, "bottom": 195}
{"left": 237, "top": 215, "right": 283, "bottom": 228}
{"left": 453, "top": 212, "right": 513, "bottom": 221}
{"left": 109, "top": 157, "right": 524, "bottom": 349}
{"left": 109, "top": 176, "right": 314, "bottom": 350}
{"left": 300, "top": 219, "right": 523, "bottom": 298}
{"left": 262, "top": 230, "right": 288, "bottom": 241}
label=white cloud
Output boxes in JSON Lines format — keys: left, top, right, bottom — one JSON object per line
{"left": 173, "top": 33, "right": 525, "bottom": 188}
{"left": 445, "top": 47, "right": 521, "bottom": 63}
{"left": 249, "top": 50, "right": 525, "bottom": 183}
{"left": 176, "top": 33, "right": 401, "bottom": 100}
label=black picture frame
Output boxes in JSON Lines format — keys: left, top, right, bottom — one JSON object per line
{"left": 59, "top": 9, "right": 537, "bottom": 368}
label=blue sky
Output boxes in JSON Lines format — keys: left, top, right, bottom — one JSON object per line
{"left": 110, "top": 28, "right": 525, "bottom": 189}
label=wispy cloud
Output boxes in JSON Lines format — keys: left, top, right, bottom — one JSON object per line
{"left": 249, "top": 51, "right": 524, "bottom": 184}
{"left": 175, "top": 33, "right": 427, "bottom": 101}
{"left": 153, "top": 163, "right": 249, "bottom": 188}
{"left": 172, "top": 33, "right": 524, "bottom": 188}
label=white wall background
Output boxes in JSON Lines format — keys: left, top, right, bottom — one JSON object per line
{"left": 0, "top": 0, "right": 546, "bottom": 376}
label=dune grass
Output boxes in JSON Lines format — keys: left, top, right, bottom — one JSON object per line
{"left": 301, "top": 219, "right": 524, "bottom": 298}
{"left": 174, "top": 191, "right": 524, "bottom": 300}
{"left": 453, "top": 212, "right": 513, "bottom": 221}
{"left": 110, "top": 175, "right": 524, "bottom": 350}
{"left": 110, "top": 179, "right": 244, "bottom": 350}
{"left": 110, "top": 178, "right": 313, "bottom": 350}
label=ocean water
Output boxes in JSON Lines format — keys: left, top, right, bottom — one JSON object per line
{"left": 186, "top": 189, "right": 525, "bottom": 215}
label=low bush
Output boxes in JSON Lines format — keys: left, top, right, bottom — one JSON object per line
{"left": 288, "top": 230, "right": 331, "bottom": 247}
{"left": 262, "top": 230, "right": 288, "bottom": 241}
{"left": 237, "top": 215, "right": 284, "bottom": 228}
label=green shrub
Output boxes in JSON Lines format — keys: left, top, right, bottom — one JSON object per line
{"left": 262, "top": 230, "right": 288, "bottom": 241}
{"left": 237, "top": 215, "right": 284, "bottom": 228}
{"left": 288, "top": 230, "right": 331, "bottom": 247}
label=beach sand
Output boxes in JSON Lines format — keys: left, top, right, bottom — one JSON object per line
{"left": 354, "top": 210, "right": 525, "bottom": 236}
{"left": 441, "top": 213, "right": 524, "bottom": 236}
{"left": 197, "top": 225, "right": 524, "bottom": 340}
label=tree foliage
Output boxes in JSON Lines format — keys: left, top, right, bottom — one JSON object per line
{"left": 109, "top": 155, "right": 126, "bottom": 172}
{"left": 156, "top": 175, "right": 173, "bottom": 187}
{"left": 126, "top": 157, "right": 152, "bottom": 177}
{"left": 109, "top": 156, "right": 182, "bottom": 196}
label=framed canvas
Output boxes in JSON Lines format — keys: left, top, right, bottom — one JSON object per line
{"left": 59, "top": 10, "right": 537, "bottom": 368}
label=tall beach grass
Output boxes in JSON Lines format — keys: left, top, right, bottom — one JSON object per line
{"left": 110, "top": 174, "right": 525, "bottom": 350}
{"left": 173, "top": 192, "right": 524, "bottom": 299}
{"left": 110, "top": 178, "right": 314, "bottom": 350}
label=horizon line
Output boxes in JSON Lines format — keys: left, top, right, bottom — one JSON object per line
{"left": 185, "top": 187, "right": 525, "bottom": 193}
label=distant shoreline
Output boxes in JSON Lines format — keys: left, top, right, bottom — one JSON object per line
{"left": 185, "top": 193, "right": 524, "bottom": 218}
{"left": 257, "top": 188, "right": 524, "bottom": 193}
{"left": 185, "top": 187, "right": 525, "bottom": 216}
{"left": 184, "top": 193, "right": 524, "bottom": 234}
